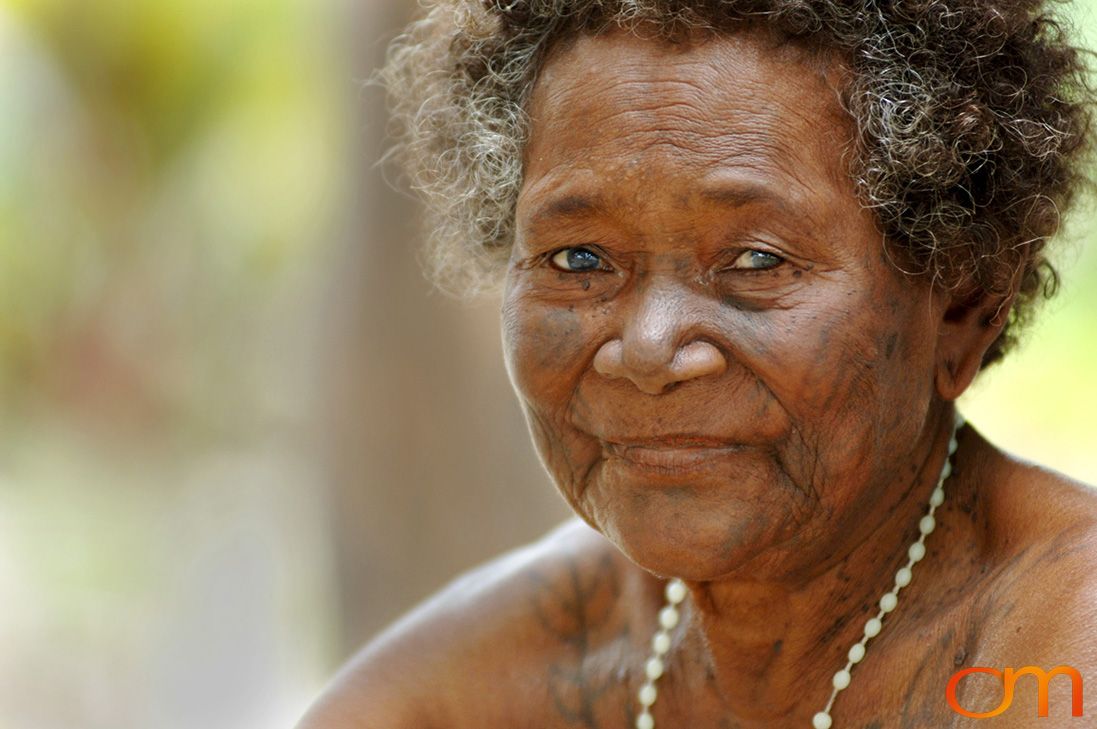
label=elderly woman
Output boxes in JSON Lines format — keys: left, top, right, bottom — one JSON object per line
{"left": 302, "top": 0, "right": 1097, "bottom": 727}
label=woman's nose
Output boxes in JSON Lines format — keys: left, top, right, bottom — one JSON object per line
{"left": 592, "top": 280, "right": 727, "bottom": 394}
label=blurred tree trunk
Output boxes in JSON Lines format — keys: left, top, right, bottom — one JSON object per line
{"left": 317, "top": 0, "right": 570, "bottom": 656}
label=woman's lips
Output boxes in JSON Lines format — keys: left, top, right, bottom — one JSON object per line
{"left": 602, "top": 437, "right": 747, "bottom": 472}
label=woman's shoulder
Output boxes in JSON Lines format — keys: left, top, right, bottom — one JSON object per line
{"left": 964, "top": 437, "right": 1097, "bottom": 685}
{"left": 296, "top": 517, "right": 649, "bottom": 729}
{"left": 976, "top": 434, "right": 1097, "bottom": 552}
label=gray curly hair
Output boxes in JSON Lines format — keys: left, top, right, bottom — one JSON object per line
{"left": 379, "top": 0, "right": 1093, "bottom": 365}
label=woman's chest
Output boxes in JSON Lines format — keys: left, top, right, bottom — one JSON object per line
{"left": 483, "top": 607, "right": 983, "bottom": 729}
{"left": 471, "top": 633, "right": 966, "bottom": 729}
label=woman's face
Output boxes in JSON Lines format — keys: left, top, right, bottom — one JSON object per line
{"left": 503, "top": 29, "right": 947, "bottom": 581}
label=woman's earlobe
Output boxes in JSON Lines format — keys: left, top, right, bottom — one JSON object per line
{"left": 934, "top": 290, "right": 1016, "bottom": 401}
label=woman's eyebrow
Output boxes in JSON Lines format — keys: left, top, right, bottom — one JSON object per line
{"left": 521, "top": 181, "right": 794, "bottom": 229}
{"left": 700, "top": 183, "right": 793, "bottom": 213}
{"left": 524, "top": 193, "right": 608, "bottom": 225}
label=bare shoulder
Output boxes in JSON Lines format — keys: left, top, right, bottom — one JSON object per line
{"left": 976, "top": 433, "right": 1097, "bottom": 563}
{"left": 296, "top": 517, "right": 648, "bottom": 729}
{"left": 965, "top": 433, "right": 1097, "bottom": 675}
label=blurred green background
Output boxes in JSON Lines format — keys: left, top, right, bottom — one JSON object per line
{"left": 0, "top": 2, "right": 1093, "bottom": 728}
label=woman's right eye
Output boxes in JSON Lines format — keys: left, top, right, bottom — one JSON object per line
{"left": 550, "top": 247, "right": 604, "bottom": 272}
{"left": 726, "top": 249, "right": 784, "bottom": 271}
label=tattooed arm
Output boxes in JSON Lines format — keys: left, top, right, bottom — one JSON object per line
{"left": 932, "top": 451, "right": 1097, "bottom": 729}
{"left": 973, "top": 524, "right": 1097, "bottom": 727}
{"left": 296, "top": 518, "right": 643, "bottom": 729}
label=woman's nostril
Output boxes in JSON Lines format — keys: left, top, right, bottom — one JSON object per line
{"left": 593, "top": 336, "right": 726, "bottom": 393}
{"left": 674, "top": 340, "right": 728, "bottom": 381}
{"left": 593, "top": 339, "right": 625, "bottom": 380}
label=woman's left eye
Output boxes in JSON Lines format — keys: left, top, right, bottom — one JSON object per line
{"left": 728, "top": 249, "right": 784, "bottom": 270}
{"left": 550, "top": 247, "right": 604, "bottom": 272}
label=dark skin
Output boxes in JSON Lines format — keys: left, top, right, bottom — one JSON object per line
{"left": 299, "top": 28, "right": 1097, "bottom": 729}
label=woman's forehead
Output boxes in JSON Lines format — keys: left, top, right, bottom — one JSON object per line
{"left": 521, "top": 29, "right": 857, "bottom": 222}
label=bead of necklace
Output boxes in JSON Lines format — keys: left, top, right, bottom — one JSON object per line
{"left": 634, "top": 415, "right": 964, "bottom": 729}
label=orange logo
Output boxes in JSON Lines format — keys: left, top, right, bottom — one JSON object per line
{"left": 946, "top": 665, "right": 1084, "bottom": 718}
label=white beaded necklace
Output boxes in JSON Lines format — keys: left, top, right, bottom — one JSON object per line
{"left": 635, "top": 414, "right": 964, "bottom": 729}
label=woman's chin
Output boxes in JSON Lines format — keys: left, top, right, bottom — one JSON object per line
{"left": 585, "top": 489, "right": 797, "bottom": 582}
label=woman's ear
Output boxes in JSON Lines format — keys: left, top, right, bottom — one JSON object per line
{"left": 934, "top": 284, "right": 1018, "bottom": 401}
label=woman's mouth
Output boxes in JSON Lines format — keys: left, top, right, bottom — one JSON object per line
{"left": 602, "top": 437, "right": 748, "bottom": 473}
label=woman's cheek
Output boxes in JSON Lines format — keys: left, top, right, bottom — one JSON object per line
{"left": 501, "top": 292, "right": 603, "bottom": 510}
{"left": 501, "top": 290, "right": 591, "bottom": 410}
